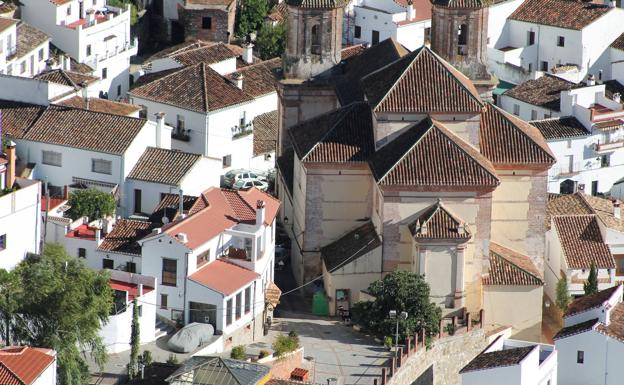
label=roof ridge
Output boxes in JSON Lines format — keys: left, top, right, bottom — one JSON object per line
{"left": 302, "top": 102, "right": 358, "bottom": 160}
{"left": 574, "top": 193, "right": 601, "bottom": 216}
{"left": 48, "top": 103, "right": 148, "bottom": 123}
{"left": 367, "top": 48, "right": 421, "bottom": 110}
{"left": 426, "top": 46, "right": 483, "bottom": 107}
{"left": 200, "top": 63, "right": 210, "bottom": 112}
{"left": 490, "top": 242, "right": 542, "bottom": 282}
{"left": 222, "top": 188, "right": 256, "bottom": 221}
{"left": 145, "top": 146, "right": 202, "bottom": 158}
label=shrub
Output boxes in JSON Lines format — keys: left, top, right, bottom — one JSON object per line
{"left": 230, "top": 345, "right": 246, "bottom": 360}
{"left": 166, "top": 354, "right": 178, "bottom": 365}
{"left": 258, "top": 350, "right": 270, "bottom": 359}
{"left": 383, "top": 336, "right": 393, "bottom": 351}
{"left": 445, "top": 323, "right": 456, "bottom": 336}
{"left": 141, "top": 351, "right": 153, "bottom": 366}
{"left": 272, "top": 334, "right": 299, "bottom": 357}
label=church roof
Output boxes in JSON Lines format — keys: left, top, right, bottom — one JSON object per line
{"left": 361, "top": 46, "right": 483, "bottom": 114}
{"left": 479, "top": 103, "right": 555, "bottom": 168}
{"left": 409, "top": 201, "right": 471, "bottom": 240}
{"left": 369, "top": 117, "right": 499, "bottom": 189}
{"left": 286, "top": 0, "right": 346, "bottom": 8}
{"left": 288, "top": 102, "right": 376, "bottom": 163}
{"left": 431, "top": 0, "right": 490, "bottom": 8}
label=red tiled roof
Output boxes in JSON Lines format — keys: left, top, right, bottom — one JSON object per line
{"left": 159, "top": 187, "right": 280, "bottom": 249}
{"left": 565, "top": 285, "right": 621, "bottom": 317}
{"left": 483, "top": 242, "right": 543, "bottom": 286}
{"left": 369, "top": 117, "right": 499, "bottom": 189}
{"left": 553, "top": 215, "right": 615, "bottom": 269}
{"left": 504, "top": 74, "right": 577, "bottom": 111}
{"left": 127, "top": 147, "right": 202, "bottom": 185}
{"left": 432, "top": 0, "right": 488, "bottom": 8}
{"left": 510, "top": 0, "right": 612, "bottom": 30}
{"left": 57, "top": 96, "right": 140, "bottom": 116}
{"left": 0, "top": 18, "right": 16, "bottom": 34}
{"left": 530, "top": 117, "right": 589, "bottom": 140}
{"left": 98, "top": 219, "right": 153, "bottom": 256}
{"left": 189, "top": 260, "right": 259, "bottom": 295}
{"left": 362, "top": 46, "right": 482, "bottom": 113}
{"left": 0, "top": 346, "right": 55, "bottom": 385}
{"left": 289, "top": 102, "right": 376, "bottom": 163}
{"left": 41, "top": 196, "right": 65, "bottom": 212}
{"left": 409, "top": 202, "right": 471, "bottom": 240}
{"left": 65, "top": 224, "right": 96, "bottom": 240}
{"left": 110, "top": 279, "right": 154, "bottom": 302}
{"left": 480, "top": 103, "right": 555, "bottom": 168}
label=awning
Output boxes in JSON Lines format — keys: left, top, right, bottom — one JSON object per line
{"left": 493, "top": 80, "right": 516, "bottom": 96}
{"left": 594, "top": 119, "right": 624, "bottom": 131}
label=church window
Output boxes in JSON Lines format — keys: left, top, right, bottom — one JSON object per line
{"left": 311, "top": 24, "right": 321, "bottom": 55}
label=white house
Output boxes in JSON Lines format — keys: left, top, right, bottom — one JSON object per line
{"left": 460, "top": 334, "right": 557, "bottom": 385}
{"left": 544, "top": 193, "right": 624, "bottom": 300}
{"left": 488, "top": 0, "right": 624, "bottom": 85}
{"left": 345, "top": 0, "right": 431, "bottom": 50}
{"left": 502, "top": 75, "right": 624, "bottom": 195}
{"left": 103, "top": 269, "right": 157, "bottom": 353}
{"left": 129, "top": 58, "right": 279, "bottom": 174}
{"left": 0, "top": 346, "right": 57, "bottom": 385}
{"left": 137, "top": 187, "right": 280, "bottom": 349}
{"left": 19, "top": 0, "right": 138, "bottom": 98}
{"left": 0, "top": 18, "right": 50, "bottom": 78}
{"left": 554, "top": 284, "right": 624, "bottom": 385}
{"left": 0, "top": 141, "right": 41, "bottom": 271}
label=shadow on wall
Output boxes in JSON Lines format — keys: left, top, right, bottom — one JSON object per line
{"left": 412, "top": 365, "right": 433, "bottom": 385}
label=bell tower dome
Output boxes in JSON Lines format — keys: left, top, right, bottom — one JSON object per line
{"left": 431, "top": 0, "right": 496, "bottom": 98}
{"left": 283, "top": 0, "right": 345, "bottom": 79}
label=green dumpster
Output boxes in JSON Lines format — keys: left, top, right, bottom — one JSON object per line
{"left": 312, "top": 291, "right": 329, "bottom": 316}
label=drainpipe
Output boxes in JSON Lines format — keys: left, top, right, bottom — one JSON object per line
{"left": 252, "top": 280, "right": 257, "bottom": 341}
{"left": 183, "top": 251, "right": 189, "bottom": 324}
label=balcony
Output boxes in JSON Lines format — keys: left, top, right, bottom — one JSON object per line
{"left": 84, "top": 37, "right": 138, "bottom": 69}
{"left": 552, "top": 161, "right": 584, "bottom": 178}
{"left": 62, "top": 5, "right": 125, "bottom": 30}
{"left": 172, "top": 128, "right": 191, "bottom": 142}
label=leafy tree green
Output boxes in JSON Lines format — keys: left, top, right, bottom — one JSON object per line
{"left": 556, "top": 277, "right": 571, "bottom": 311}
{"left": 271, "top": 334, "right": 299, "bottom": 357}
{"left": 67, "top": 188, "right": 116, "bottom": 221}
{"left": 255, "top": 22, "right": 286, "bottom": 60}
{"left": 0, "top": 269, "right": 20, "bottom": 345}
{"left": 351, "top": 271, "right": 442, "bottom": 339}
{"left": 584, "top": 263, "right": 599, "bottom": 296}
{"left": 128, "top": 299, "right": 140, "bottom": 379}
{"left": 230, "top": 345, "right": 246, "bottom": 360}
{"left": 6, "top": 244, "right": 113, "bottom": 385}
{"left": 237, "top": 0, "right": 269, "bottom": 39}
{"left": 107, "top": 0, "right": 139, "bottom": 25}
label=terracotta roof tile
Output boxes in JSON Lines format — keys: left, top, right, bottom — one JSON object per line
{"left": 57, "top": 96, "right": 140, "bottom": 116}
{"left": 612, "top": 33, "right": 624, "bottom": 51}
{"left": 98, "top": 219, "right": 153, "bottom": 256}
{"left": 553, "top": 318, "right": 599, "bottom": 340}
{"left": 483, "top": 242, "right": 543, "bottom": 286}
{"left": 159, "top": 187, "right": 280, "bottom": 250}
{"left": 546, "top": 193, "right": 594, "bottom": 229}
{"left": 150, "top": 193, "right": 199, "bottom": 224}
{"left": 432, "top": 0, "right": 488, "bottom": 8}
{"left": 480, "top": 103, "right": 555, "bottom": 167}
{"left": 0, "top": 101, "right": 46, "bottom": 138}
{"left": 460, "top": 345, "right": 536, "bottom": 373}
{"left": 14, "top": 23, "right": 48, "bottom": 61}
{"left": 596, "top": 301, "right": 624, "bottom": 342}
{"left": 127, "top": 147, "right": 202, "bottom": 185}
{"left": 510, "top": 0, "right": 612, "bottom": 30}
{"left": 170, "top": 42, "right": 238, "bottom": 66}
{"left": 129, "top": 63, "right": 253, "bottom": 113}
{"left": 231, "top": 58, "right": 280, "bottom": 98}
{"left": 504, "top": 74, "right": 577, "bottom": 111}
{"left": 289, "top": 102, "right": 376, "bottom": 163}
{"left": 22, "top": 105, "right": 147, "bottom": 155}
{"left": 147, "top": 40, "right": 212, "bottom": 62}
{"left": 321, "top": 221, "right": 382, "bottom": 271}
{"left": 0, "top": 346, "right": 55, "bottom": 385}
{"left": 409, "top": 202, "right": 471, "bottom": 240}
{"left": 582, "top": 194, "right": 624, "bottom": 232}
{"left": 0, "top": 18, "right": 16, "bottom": 34}
{"left": 553, "top": 215, "right": 615, "bottom": 269}
{"left": 362, "top": 46, "right": 482, "bottom": 113}
{"left": 369, "top": 117, "right": 499, "bottom": 189}
{"left": 530, "top": 117, "right": 590, "bottom": 140}
{"left": 336, "top": 38, "right": 409, "bottom": 105}
{"left": 253, "top": 110, "right": 278, "bottom": 156}
{"left": 565, "top": 285, "right": 621, "bottom": 317}
{"left": 189, "top": 260, "right": 259, "bottom": 295}
{"left": 286, "top": 0, "right": 346, "bottom": 8}
{"left": 268, "top": 1, "right": 288, "bottom": 22}
{"left": 34, "top": 69, "right": 98, "bottom": 89}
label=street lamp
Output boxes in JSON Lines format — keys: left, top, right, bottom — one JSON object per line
{"left": 389, "top": 310, "right": 408, "bottom": 358}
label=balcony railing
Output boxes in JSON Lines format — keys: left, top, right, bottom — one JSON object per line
{"left": 84, "top": 38, "right": 138, "bottom": 69}
{"left": 172, "top": 128, "right": 191, "bottom": 142}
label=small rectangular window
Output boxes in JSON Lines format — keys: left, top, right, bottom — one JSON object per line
{"left": 78, "top": 248, "right": 86, "bottom": 258}
{"left": 531, "top": 110, "right": 537, "bottom": 120}
{"left": 86, "top": 44, "right": 91, "bottom": 56}
{"left": 541, "top": 61, "right": 549, "bottom": 72}
{"left": 577, "top": 350, "right": 584, "bottom": 364}
{"left": 235, "top": 292, "right": 242, "bottom": 320}
{"left": 162, "top": 258, "right": 177, "bottom": 287}
{"left": 103, "top": 258, "right": 114, "bottom": 269}
{"left": 38, "top": 48, "right": 44, "bottom": 61}
{"left": 102, "top": 67, "right": 107, "bottom": 79}
{"left": 67, "top": 5, "right": 71, "bottom": 16}
{"left": 557, "top": 36, "right": 565, "bottom": 47}
{"left": 528, "top": 63, "right": 533, "bottom": 72}
{"left": 527, "top": 31, "right": 535, "bottom": 45}
{"left": 161, "top": 294, "right": 168, "bottom": 309}
{"left": 202, "top": 17, "right": 212, "bottom": 29}
{"left": 91, "top": 158, "right": 112, "bottom": 175}
{"left": 197, "top": 249, "right": 210, "bottom": 267}
{"left": 20, "top": 61, "right": 26, "bottom": 74}
{"left": 513, "top": 104, "right": 520, "bottom": 116}
{"left": 42, "top": 150, "right": 62, "bottom": 167}
{"left": 0, "top": 234, "right": 6, "bottom": 251}
{"left": 354, "top": 25, "right": 361, "bottom": 39}
{"left": 222, "top": 155, "right": 232, "bottom": 168}
{"left": 226, "top": 299, "right": 233, "bottom": 325}
{"left": 117, "top": 85, "right": 121, "bottom": 96}
{"left": 139, "top": 105, "right": 147, "bottom": 119}
{"left": 176, "top": 114, "right": 185, "bottom": 131}
{"left": 126, "top": 262, "right": 137, "bottom": 273}
{"left": 138, "top": 305, "right": 143, "bottom": 317}
{"left": 372, "top": 30, "right": 380, "bottom": 45}
{"left": 244, "top": 286, "right": 251, "bottom": 314}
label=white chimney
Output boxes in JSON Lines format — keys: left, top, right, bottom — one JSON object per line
{"left": 63, "top": 54, "right": 71, "bottom": 71}
{"left": 256, "top": 200, "right": 266, "bottom": 226}
{"left": 138, "top": 283, "right": 143, "bottom": 297}
{"left": 587, "top": 74, "right": 596, "bottom": 86}
{"left": 154, "top": 112, "right": 166, "bottom": 148}
{"left": 177, "top": 233, "right": 189, "bottom": 243}
{"left": 614, "top": 92, "right": 621, "bottom": 104}
{"left": 95, "top": 228, "right": 101, "bottom": 244}
{"left": 152, "top": 228, "right": 162, "bottom": 235}
{"left": 406, "top": 1, "right": 415, "bottom": 20}
{"left": 178, "top": 188, "right": 186, "bottom": 220}
{"left": 87, "top": 10, "right": 96, "bottom": 26}
{"left": 614, "top": 201, "right": 621, "bottom": 219}
{"left": 242, "top": 43, "right": 254, "bottom": 64}
{"left": 232, "top": 72, "right": 244, "bottom": 89}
